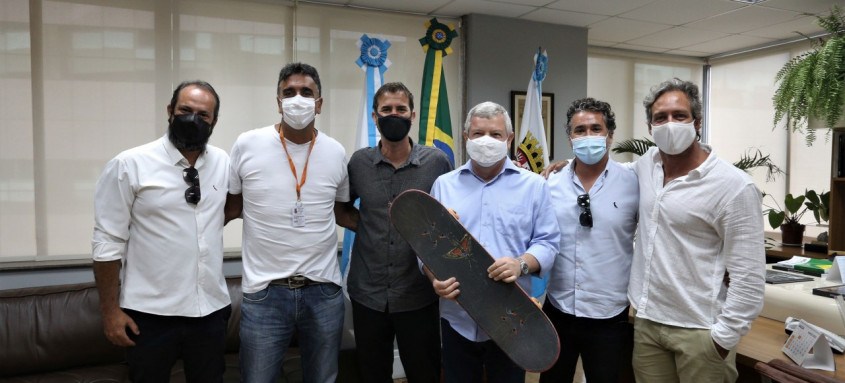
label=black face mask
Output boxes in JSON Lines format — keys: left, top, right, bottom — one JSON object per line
{"left": 377, "top": 115, "right": 412, "bottom": 142}
{"left": 168, "top": 113, "right": 212, "bottom": 152}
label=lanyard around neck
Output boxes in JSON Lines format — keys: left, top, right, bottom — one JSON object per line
{"left": 279, "top": 127, "right": 316, "bottom": 201}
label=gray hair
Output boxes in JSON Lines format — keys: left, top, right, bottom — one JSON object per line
{"left": 463, "top": 101, "right": 513, "bottom": 133}
{"left": 643, "top": 78, "right": 702, "bottom": 125}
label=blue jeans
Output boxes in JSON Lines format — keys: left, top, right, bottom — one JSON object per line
{"left": 239, "top": 282, "right": 344, "bottom": 383}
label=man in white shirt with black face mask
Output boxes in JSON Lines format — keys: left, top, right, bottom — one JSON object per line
{"left": 225, "top": 63, "right": 352, "bottom": 383}
{"left": 92, "top": 80, "right": 231, "bottom": 383}
{"left": 426, "top": 101, "right": 560, "bottom": 383}
{"left": 628, "top": 78, "right": 765, "bottom": 383}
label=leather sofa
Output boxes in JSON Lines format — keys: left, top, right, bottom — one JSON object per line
{"left": 0, "top": 276, "right": 302, "bottom": 383}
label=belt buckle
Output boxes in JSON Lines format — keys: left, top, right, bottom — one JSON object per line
{"left": 288, "top": 276, "right": 308, "bottom": 289}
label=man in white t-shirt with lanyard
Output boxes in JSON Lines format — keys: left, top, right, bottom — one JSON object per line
{"left": 226, "top": 62, "right": 353, "bottom": 383}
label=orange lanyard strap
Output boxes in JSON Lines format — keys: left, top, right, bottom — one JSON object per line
{"left": 279, "top": 128, "right": 316, "bottom": 201}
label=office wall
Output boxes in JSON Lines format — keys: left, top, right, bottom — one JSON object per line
{"left": 462, "top": 13, "right": 587, "bottom": 161}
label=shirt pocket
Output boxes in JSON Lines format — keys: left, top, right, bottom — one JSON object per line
{"left": 493, "top": 201, "right": 531, "bottom": 236}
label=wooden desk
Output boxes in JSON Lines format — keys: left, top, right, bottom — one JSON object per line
{"left": 765, "top": 232, "right": 830, "bottom": 261}
{"left": 767, "top": 244, "right": 830, "bottom": 261}
{"left": 737, "top": 316, "right": 845, "bottom": 379}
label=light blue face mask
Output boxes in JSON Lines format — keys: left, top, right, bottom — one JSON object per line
{"left": 571, "top": 135, "right": 607, "bottom": 165}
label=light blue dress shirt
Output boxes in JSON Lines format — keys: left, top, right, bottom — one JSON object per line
{"left": 430, "top": 159, "right": 561, "bottom": 342}
{"left": 546, "top": 159, "right": 639, "bottom": 319}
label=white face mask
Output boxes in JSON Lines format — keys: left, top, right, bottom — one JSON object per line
{"left": 466, "top": 135, "right": 508, "bottom": 167}
{"left": 651, "top": 120, "right": 696, "bottom": 155}
{"left": 281, "top": 95, "right": 316, "bottom": 130}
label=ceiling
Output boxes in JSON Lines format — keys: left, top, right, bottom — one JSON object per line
{"left": 304, "top": 0, "right": 842, "bottom": 58}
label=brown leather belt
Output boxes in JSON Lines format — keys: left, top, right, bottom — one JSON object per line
{"left": 269, "top": 276, "right": 318, "bottom": 289}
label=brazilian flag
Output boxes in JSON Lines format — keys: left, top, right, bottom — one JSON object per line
{"left": 419, "top": 18, "right": 458, "bottom": 166}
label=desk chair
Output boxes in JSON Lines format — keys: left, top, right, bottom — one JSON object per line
{"left": 754, "top": 359, "right": 843, "bottom": 383}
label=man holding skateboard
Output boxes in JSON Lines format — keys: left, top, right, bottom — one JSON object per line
{"left": 427, "top": 101, "right": 560, "bottom": 383}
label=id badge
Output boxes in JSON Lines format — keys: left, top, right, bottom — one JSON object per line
{"left": 292, "top": 201, "right": 306, "bottom": 227}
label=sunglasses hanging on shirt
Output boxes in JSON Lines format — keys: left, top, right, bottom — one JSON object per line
{"left": 183, "top": 166, "right": 201, "bottom": 205}
{"left": 578, "top": 193, "right": 592, "bottom": 228}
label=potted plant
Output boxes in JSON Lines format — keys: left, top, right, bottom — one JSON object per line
{"left": 772, "top": 5, "right": 845, "bottom": 146}
{"left": 763, "top": 190, "right": 827, "bottom": 246}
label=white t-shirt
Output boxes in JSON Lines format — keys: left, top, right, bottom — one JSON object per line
{"left": 229, "top": 126, "right": 350, "bottom": 293}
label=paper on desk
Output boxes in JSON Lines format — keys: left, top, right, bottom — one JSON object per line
{"left": 777, "top": 256, "right": 812, "bottom": 266}
{"left": 827, "top": 256, "right": 845, "bottom": 282}
{"left": 783, "top": 319, "right": 836, "bottom": 371}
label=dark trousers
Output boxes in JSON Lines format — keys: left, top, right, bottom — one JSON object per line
{"left": 351, "top": 299, "right": 441, "bottom": 383}
{"left": 539, "top": 303, "right": 633, "bottom": 383}
{"left": 440, "top": 318, "right": 524, "bottom": 383}
{"left": 125, "top": 305, "right": 231, "bottom": 383}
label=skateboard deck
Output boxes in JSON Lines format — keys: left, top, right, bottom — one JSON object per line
{"left": 389, "top": 189, "right": 560, "bottom": 372}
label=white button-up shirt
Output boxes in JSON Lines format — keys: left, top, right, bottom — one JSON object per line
{"left": 92, "top": 136, "right": 230, "bottom": 317}
{"left": 628, "top": 145, "right": 765, "bottom": 350}
{"left": 547, "top": 160, "right": 639, "bottom": 319}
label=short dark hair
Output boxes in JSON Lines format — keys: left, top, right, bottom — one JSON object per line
{"left": 565, "top": 97, "right": 616, "bottom": 136}
{"left": 169, "top": 80, "right": 220, "bottom": 122}
{"left": 372, "top": 82, "right": 414, "bottom": 113}
{"left": 277, "top": 62, "right": 321, "bottom": 96}
{"left": 643, "top": 78, "right": 702, "bottom": 125}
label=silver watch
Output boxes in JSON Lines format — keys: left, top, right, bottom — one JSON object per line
{"left": 518, "top": 257, "right": 529, "bottom": 276}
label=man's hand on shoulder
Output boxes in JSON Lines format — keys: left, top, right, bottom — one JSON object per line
{"left": 540, "top": 160, "right": 568, "bottom": 179}
{"left": 101, "top": 308, "right": 139, "bottom": 347}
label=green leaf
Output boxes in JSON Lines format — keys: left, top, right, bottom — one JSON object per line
{"left": 768, "top": 211, "right": 785, "bottom": 229}
{"left": 612, "top": 138, "right": 655, "bottom": 156}
{"left": 784, "top": 194, "right": 805, "bottom": 214}
{"left": 805, "top": 189, "right": 820, "bottom": 205}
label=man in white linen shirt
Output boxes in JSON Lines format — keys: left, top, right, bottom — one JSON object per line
{"left": 543, "top": 97, "right": 638, "bottom": 383}
{"left": 628, "top": 78, "right": 765, "bottom": 382}
{"left": 225, "top": 62, "right": 353, "bottom": 383}
{"left": 92, "top": 80, "right": 231, "bottom": 383}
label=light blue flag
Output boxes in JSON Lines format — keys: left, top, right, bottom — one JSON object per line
{"left": 517, "top": 47, "right": 550, "bottom": 299}
{"left": 341, "top": 35, "right": 391, "bottom": 278}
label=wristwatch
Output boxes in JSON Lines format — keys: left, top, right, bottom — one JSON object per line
{"left": 518, "top": 257, "right": 529, "bottom": 276}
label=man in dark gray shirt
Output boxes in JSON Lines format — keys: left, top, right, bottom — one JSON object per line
{"left": 344, "top": 82, "right": 453, "bottom": 383}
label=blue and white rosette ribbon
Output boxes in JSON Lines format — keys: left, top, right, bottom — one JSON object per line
{"left": 355, "top": 34, "right": 391, "bottom": 148}
{"left": 342, "top": 35, "right": 391, "bottom": 277}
